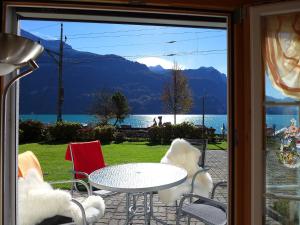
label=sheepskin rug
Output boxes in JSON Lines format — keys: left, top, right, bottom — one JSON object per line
{"left": 18, "top": 169, "right": 105, "bottom": 225}
{"left": 158, "top": 138, "right": 213, "bottom": 204}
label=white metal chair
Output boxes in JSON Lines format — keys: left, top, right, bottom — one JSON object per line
{"left": 18, "top": 151, "right": 105, "bottom": 225}
{"left": 158, "top": 138, "right": 213, "bottom": 204}
{"left": 176, "top": 180, "right": 227, "bottom": 225}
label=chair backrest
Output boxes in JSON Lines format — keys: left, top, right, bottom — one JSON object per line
{"left": 161, "top": 138, "right": 201, "bottom": 178}
{"left": 184, "top": 138, "right": 208, "bottom": 168}
{"left": 65, "top": 140, "right": 106, "bottom": 179}
{"left": 18, "top": 151, "right": 43, "bottom": 180}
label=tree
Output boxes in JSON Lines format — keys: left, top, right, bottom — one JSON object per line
{"left": 161, "top": 62, "right": 193, "bottom": 124}
{"left": 90, "top": 89, "right": 114, "bottom": 125}
{"left": 111, "top": 91, "right": 130, "bottom": 126}
{"left": 91, "top": 89, "right": 129, "bottom": 126}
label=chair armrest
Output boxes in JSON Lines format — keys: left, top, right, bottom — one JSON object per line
{"left": 49, "top": 179, "right": 92, "bottom": 196}
{"left": 70, "top": 170, "right": 89, "bottom": 179}
{"left": 179, "top": 193, "right": 227, "bottom": 213}
{"left": 211, "top": 181, "right": 227, "bottom": 199}
{"left": 191, "top": 168, "right": 210, "bottom": 193}
{"left": 71, "top": 199, "right": 88, "bottom": 225}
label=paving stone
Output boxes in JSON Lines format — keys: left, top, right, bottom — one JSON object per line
{"left": 74, "top": 150, "right": 228, "bottom": 224}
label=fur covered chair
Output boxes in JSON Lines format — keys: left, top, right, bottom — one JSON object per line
{"left": 158, "top": 138, "right": 213, "bottom": 204}
{"left": 18, "top": 169, "right": 105, "bottom": 225}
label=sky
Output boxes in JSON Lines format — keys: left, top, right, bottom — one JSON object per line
{"left": 265, "top": 76, "right": 287, "bottom": 99}
{"left": 20, "top": 20, "right": 285, "bottom": 99}
{"left": 20, "top": 20, "right": 228, "bottom": 74}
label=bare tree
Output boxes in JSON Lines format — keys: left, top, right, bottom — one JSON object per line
{"left": 161, "top": 62, "right": 193, "bottom": 124}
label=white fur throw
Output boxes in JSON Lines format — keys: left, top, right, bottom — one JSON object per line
{"left": 18, "top": 169, "right": 105, "bottom": 225}
{"left": 158, "top": 138, "right": 213, "bottom": 204}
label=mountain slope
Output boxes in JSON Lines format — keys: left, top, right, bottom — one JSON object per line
{"left": 20, "top": 30, "right": 228, "bottom": 114}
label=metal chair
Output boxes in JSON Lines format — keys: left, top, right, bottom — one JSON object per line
{"left": 176, "top": 177, "right": 227, "bottom": 225}
{"left": 184, "top": 138, "right": 208, "bottom": 168}
{"left": 158, "top": 138, "right": 213, "bottom": 205}
{"left": 18, "top": 151, "right": 103, "bottom": 225}
{"left": 65, "top": 140, "right": 113, "bottom": 196}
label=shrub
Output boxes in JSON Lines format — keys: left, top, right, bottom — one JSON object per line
{"left": 173, "top": 122, "right": 195, "bottom": 139}
{"left": 148, "top": 126, "right": 161, "bottom": 144}
{"left": 75, "top": 127, "right": 95, "bottom": 142}
{"left": 48, "top": 122, "right": 83, "bottom": 143}
{"left": 114, "top": 132, "right": 126, "bottom": 144}
{"left": 161, "top": 123, "right": 173, "bottom": 144}
{"left": 148, "top": 124, "right": 173, "bottom": 144}
{"left": 272, "top": 199, "right": 290, "bottom": 221}
{"left": 19, "top": 120, "right": 45, "bottom": 143}
{"left": 94, "top": 125, "right": 116, "bottom": 144}
{"left": 19, "top": 129, "right": 24, "bottom": 143}
{"left": 148, "top": 122, "right": 216, "bottom": 145}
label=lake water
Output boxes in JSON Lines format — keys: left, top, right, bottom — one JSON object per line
{"left": 20, "top": 114, "right": 298, "bottom": 134}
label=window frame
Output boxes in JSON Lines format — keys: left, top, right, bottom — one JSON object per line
{"left": 250, "top": 2, "right": 300, "bottom": 225}
{"left": 2, "top": 3, "right": 234, "bottom": 225}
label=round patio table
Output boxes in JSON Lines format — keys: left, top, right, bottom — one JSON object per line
{"left": 89, "top": 163, "right": 187, "bottom": 225}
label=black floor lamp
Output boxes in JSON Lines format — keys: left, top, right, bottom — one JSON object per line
{"left": 0, "top": 33, "right": 43, "bottom": 224}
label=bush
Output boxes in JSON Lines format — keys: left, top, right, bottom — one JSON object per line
{"left": 19, "top": 129, "right": 24, "bottom": 143}
{"left": 148, "top": 124, "right": 173, "bottom": 144}
{"left": 148, "top": 126, "right": 161, "bottom": 144}
{"left": 114, "top": 132, "right": 126, "bottom": 144}
{"left": 19, "top": 120, "right": 45, "bottom": 143}
{"left": 148, "top": 122, "right": 216, "bottom": 144}
{"left": 272, "top": 199, "right": 291, "bottom": 221}
{"left": 48, "top": 122, "right": 83, "bottom": 143}
{"left": 94, "top": 125, "right": 116, "bottom": 144}
{"left": 173, "top": 122, "right": 195, "bottom": 139}
{"left": 160, "top": 123, "right": 173, "bottom": 144}
{"left": 75, "top": 127, "right": 95, "bottom": 142}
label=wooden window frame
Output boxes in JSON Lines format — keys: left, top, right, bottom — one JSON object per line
{"left": 1, "top": 2, "right": 239, "bottom": 225}
{"left": 250, "top": 2, "right": 300, "bottom": 225}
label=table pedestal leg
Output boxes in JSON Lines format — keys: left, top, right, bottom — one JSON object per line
{"left": 124, "top": 192, "right": 169, "bottom": 225}
{"left": 149, "top": 192, "right": 169, "bottom": 225}
{"left": 125, "top": 193, "right": 131, "bottom": 225}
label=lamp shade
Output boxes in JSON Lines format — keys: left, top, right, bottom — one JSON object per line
{"left": 0, "top": 33, "right": 44, "bottom": 75}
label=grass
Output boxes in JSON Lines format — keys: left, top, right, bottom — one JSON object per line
{"left": 207, "top": 141, "right": 227, "bottom": 150}
{"left": 18, "top": 142, "right": 169, "bottom": 187}
{"left": 19, "top": 141, "right": 227, "bottom": 188}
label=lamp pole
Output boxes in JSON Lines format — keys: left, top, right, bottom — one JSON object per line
{"left": 0, "top": 32, "right": 43, "bottom": 225}
{"left": 1, "top": 61, "right": 39, "bottom": 225}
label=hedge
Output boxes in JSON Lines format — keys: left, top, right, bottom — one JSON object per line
{"left": 148, "top": 122, "right": 215, "bottom": 144}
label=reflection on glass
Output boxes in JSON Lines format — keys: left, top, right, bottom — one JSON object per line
{"left": 266, "top": 106, "right": 300, "bottom": 224}
{"left": 264, "top": 12, "right": 300, "bottom": 225}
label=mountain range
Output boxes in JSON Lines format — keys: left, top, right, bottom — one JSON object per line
{"left": 20, "top": 30, "right": 226, "bottom": 114}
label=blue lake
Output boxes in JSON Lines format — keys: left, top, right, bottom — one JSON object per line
{"left": 20, "top": 114, "right": 297, "bottom": 134}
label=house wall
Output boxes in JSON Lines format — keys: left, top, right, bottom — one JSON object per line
{"left": 0, "top": 1, "right": 287, "bottom": 225}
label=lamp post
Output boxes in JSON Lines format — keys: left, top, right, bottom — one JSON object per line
{"left": 0, "top": 33, "right": 43, "bottom": 225}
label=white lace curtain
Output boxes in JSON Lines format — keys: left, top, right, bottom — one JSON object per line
{"left": 263, "top": 13, "right": 300, "bottom": 98}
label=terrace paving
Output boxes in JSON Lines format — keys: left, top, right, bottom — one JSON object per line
{"left": 75, "top": 150, "right": 228, "bottom": 225}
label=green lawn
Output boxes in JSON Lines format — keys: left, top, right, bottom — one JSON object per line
{"left": 18, "top": 142, "right": 169, "bottom": 186}
{"left": 19, "top": 141, "right": 227, "bottom": 188}
{"left": 207, "top": 141, "right": 227, "bottom": 150}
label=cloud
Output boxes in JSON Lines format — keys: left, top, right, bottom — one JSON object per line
{"left": 136, "top": 57, "right": 184, "bottom": 69}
